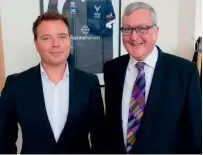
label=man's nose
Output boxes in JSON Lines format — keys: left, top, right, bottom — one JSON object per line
{"left": 52, "top": 39, "right": 60, "bottom": 48}
{"left": 130, "top": 29, "right": 139, "bottom": 40}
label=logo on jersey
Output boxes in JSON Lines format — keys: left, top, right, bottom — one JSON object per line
{"left": 94, "top": 5, "right": 101, "bottom": 18}
{"left": 81, "top": 25, "right": 90, "bottom": 35}
{"left": 70, "top": 1, "right": 76, "bottom": 14}
{"left": 70, "top": 1, "right": 76, "bottom": 7}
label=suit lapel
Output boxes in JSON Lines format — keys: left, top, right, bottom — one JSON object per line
{"left": 29, "top": 64, "right": 77, "bottom": 146}
{"left": 31, "top": 64, "right": 76, "bottom": 145}
{"left": 57, "top": 65, "right": 75, "bottom": 144}
{"left": 132, "top": 47, "right": 167, "bottom": 152}
{"left": 145, "top": 47, "right": 166, "bottom": 111}
{"left": 115, "top": 55, "right": 130, "bottom": 150}
{"left": 30, "top": 64, "right": 56, "bottom": 145}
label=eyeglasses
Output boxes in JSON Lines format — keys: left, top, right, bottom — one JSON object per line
{"left": 120, "top": 25, "right": 156, "bottom": 36}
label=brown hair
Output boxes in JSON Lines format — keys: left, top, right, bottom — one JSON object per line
{"left": 32, "top": 11, "right": 70, "bottom": 40}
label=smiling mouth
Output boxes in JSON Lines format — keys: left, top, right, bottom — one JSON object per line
{"left": 131, "top": 43, "right": 144, "bottom": 46}
{"left": 50, "top": 52, "right": 63, "bottom": 56}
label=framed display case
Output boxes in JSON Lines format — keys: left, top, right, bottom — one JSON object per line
{"left": 39, "top": 0, "right": 121, "bottom": 86}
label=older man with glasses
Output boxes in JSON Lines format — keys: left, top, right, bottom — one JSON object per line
{"left": 103, "top": 1, "right": 202, "bottom": 154}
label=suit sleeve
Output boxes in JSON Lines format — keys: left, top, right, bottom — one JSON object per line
{"left": 185, "top": 63, "right": 202, "bottom": 153}
{"left": 103, "top": 61, "right": 112, "bottom": 110}
{"left": 103, "top": 62, "right": 114, "bottom": 153}
{"left": 106, "top": 0, "right": 116, "bottom": 21}
{"left": 89, "top": 75, "right": 107, "bottom": 153}
{"left": 103, "top": 61, "right": 112, "bottom": 119}
{"left": 0, "top": 76, "right": 18, "bottom": 153}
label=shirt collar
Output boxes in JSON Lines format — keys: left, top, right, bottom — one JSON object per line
{"left": 40, "top": 63, "right": 69, "bottom": 79}
{"left": 128, "top": 46, "right": 158, "bottom": 70}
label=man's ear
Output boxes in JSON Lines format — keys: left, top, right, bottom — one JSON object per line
{"left": 154, "top": 26, "right": 159, "bottom": 37}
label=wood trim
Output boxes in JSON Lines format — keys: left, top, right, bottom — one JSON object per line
{"left": 197, "top": 52, "right": 202, "bottom": 75}
{"left": 0, "top": 18, "right": 5, "bottom": 92}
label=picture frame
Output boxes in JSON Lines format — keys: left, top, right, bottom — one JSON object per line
{"left": 39, "top": 0, "right": 121, "bottom": 86}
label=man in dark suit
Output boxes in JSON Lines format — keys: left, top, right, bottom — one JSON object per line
{"left": 0, "top": 11, "right": 106, "bottom": 154}
{"left": 103, "top": 2, "right": 202, "bottom": 154}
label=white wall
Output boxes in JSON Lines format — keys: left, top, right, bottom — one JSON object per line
{"left": 1, "top": 1, "right": 40, "bottom": 77}
{"left": 194, "top": 0, "right": 202, "bottom": 39}
{"left": 0, "top": 0, "right": 2, "bottom": 13}
{"left": 178, "top": 0, "right": 196, "bottom": 59}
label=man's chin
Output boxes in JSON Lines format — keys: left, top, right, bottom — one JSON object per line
{"left": 48, "top": 60, "right": 67, "bottom": 66}
{"left": 130, "top": 51, "right": 145, "bottom": 61}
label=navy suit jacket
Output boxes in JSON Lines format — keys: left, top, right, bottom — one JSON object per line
{"left": 103, "top": 46, "right": 202, "bottom": 154}
{"left": 0, "top": 64, "right": 106, "bottom": 154}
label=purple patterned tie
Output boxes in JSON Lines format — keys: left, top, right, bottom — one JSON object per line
{"left": 126, "top": 62, "right": 145, "bottom": 153}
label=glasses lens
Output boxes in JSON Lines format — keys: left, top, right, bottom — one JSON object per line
{"left": 136, "top": 26, "right": 149, "bottom": 35}
{"left": 121, "top": 27, "right": 132, "bottom": 35}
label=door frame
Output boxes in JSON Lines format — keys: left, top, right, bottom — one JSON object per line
{"left": 0, "top": 18, "right": 5, "bottom": 92}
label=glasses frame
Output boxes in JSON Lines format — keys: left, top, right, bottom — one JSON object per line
{"left": 120, "top": 25, "right": 156, "bottom": 36}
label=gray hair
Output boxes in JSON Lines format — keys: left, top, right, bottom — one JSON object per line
{"left": 122, "top": 2, "right": 157, "bottom": 26}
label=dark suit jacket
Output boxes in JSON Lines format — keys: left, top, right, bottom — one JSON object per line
{"left": 103, "top": 46, "right": 202, "bottom": 154}
{"left": 192, "top": 51, "right": 202, "bottom": 91}
{"left": 0, "top": 64, "right": 106, "bottom": 154}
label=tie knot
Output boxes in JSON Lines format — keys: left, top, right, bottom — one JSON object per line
{"left": 135, "top": 62, "right": 145, "bottom": 71}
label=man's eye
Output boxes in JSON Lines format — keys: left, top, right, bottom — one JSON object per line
{"left": 42, "top": 37, "right": 50, "bottom": 40}
{"left": 59, "top": 35, "right": 67, "bottom": 39}
{"left": 137, "top": 27, "right": 148, "bottom": 31}
{"left": 136, "top": 27, "right": 148, "bottom": 32}
{"left": 123, "top": 28, "right": 131, "bottom": 32}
